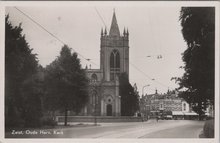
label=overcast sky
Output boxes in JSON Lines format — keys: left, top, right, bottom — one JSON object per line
{"left": 6, "top": 4, "right": 187, "bottom": 95}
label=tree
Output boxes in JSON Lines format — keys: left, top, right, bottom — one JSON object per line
{"left": 21, "top": 71, "right": 44, "bottom": 127}
{"left": 177, "top": 7, "right": 215, "bottom": 119}
{"left": 133, "top": 83, "right": 140, "bottom": 113}
{"left": 119, "top": 73, "right": 139, "bottom": 116}
{"left": 44, "top": 45, "right": 89, "bottom": 126}
{"left": 5, "top": 15, "right": 40, "bottom": 128}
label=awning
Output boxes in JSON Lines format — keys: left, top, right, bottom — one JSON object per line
{"left": 150, "top": 111, "right": 159, "bottom": 113}
{"left": 184, "top": 112, "right": 198, "bottom": 116}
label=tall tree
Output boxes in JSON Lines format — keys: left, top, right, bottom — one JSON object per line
{"left": 133, "top": 83, "right": 140, "bottom": 113}
{"left": 5, "top": 15, "right": 40, "bottom": 128}
{"left": 21, "top": 70, "right": 44, "bottom": 127}
{"left": 177, "top": 7, "right": 215, "bottom": 119}
{"left": 44, "top": 45, "right": 89, "bottom": 126}
{"left": 119, "top": 73, "right": 139, "bottom": 116}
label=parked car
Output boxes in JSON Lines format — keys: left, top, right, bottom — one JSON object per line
{"left": 164, "top": 115, "right": 173, "bottom": 120}
{"left": 158, "top": 115, "right": 164, "bottom": 120}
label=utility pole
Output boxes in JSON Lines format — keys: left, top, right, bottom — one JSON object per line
{"left": 94, "top": 91, "right": 97, "bottom": 125}
{"left": 141, "top": 84, "right": 150, "bottom": 119}
{"left": 91, "top": 80, "right": 98, "bottom": 126}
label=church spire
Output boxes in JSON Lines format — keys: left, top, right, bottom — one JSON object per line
{"left": 123, "top": 27, "right": 126, "bottom": 35}
{"left": 104, "top": 27, "right": 107, "bottom": 35}
{"left": 101, "top": 28, "right": 103, "bottom": 36}
{"left": 109, "top": 10, "right": 120, "bottom": 37}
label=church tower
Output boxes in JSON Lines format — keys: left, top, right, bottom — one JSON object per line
{"left": 100, "top": 11, "right": 129, "bottom": 81}
{"left": 83, "top": 10, "right": 129, "bottom": 117}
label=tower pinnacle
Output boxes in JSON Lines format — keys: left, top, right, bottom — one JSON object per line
{"left": 101, "top": 28, "right": 103, "bottom": 36}
{"left": 109, "top": 10, "right": 120, "bottom": 37}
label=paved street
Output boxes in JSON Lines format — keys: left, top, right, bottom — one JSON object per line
{"left": 6, "top": 119, "right": 204, "bottom": 138}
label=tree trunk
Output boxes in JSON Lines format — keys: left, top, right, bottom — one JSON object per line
{"left": 64, "top": 108, "right": 68, "bottom": 126}
{"left": 198, "top": 101, "right": 203, "bottom": 121}
{"left": 198, "top": 113, "right": 202, "bottom": 121}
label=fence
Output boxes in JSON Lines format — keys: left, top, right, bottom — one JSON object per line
{"left": 55, "top": 116, "right": 144, "bottom": 123}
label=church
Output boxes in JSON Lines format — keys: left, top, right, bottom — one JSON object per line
{"left": 82, "top": 11, "right": 129, "bottom": 116}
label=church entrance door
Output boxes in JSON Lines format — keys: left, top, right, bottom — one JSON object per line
{"left": 107, "top": 104, "right": 112, "bottom": 116}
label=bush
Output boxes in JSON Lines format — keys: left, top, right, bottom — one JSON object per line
{"left": 24, "top": 116, "right": 42, "bottom": 128}
{"left": 5, "top": 115, "right": 24, "bottom": 129}
{"left": 41, "top": 117, "right": 57, "bottom": 127}
{"left": 203, "top": 119, "right": 214, "bottom": 138}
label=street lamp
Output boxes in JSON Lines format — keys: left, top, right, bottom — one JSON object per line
{"left": 141, "top": 84, "right": 150, "bottom": 119}
{"left": 91, "top": 80, "right": 98, "bottom": 126}
{"left": 93, "top": 90, "right": 98, "bottom": 126}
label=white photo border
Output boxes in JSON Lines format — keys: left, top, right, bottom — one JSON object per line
{"left": 0, "top": 1, "right": 219, "bottom": 143}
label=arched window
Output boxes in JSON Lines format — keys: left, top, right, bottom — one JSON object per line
{"left": 110, "top": 49, "right": 120, "bottom": 69}
{"left": 91, "top": 73, "right": 98, "bottom": 81}
{"left": 90, "top": 90, "right": 97, "bottom": 105}
{"left": 110, "top": 49, "right": 120, "bottom": 81}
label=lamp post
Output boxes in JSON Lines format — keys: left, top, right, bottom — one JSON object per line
{"left": 93, "top": 90, "right": 97, "bottom": 126}
{"left": 91, "top": 80, "right": 98, "bottom": 126}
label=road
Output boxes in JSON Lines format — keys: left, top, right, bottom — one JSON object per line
{"left": 6, "top": 119, "right": 204, "bottom": 138}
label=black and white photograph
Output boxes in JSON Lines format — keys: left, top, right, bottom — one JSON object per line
{"left": 1, "top": 1, "right": 219, "bottom": 142}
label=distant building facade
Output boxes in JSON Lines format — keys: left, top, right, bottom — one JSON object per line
{"left": 140, "top": 90, "right": 200, "bottom": 119}
{"left": 80, "top": 11, "right": 129, "bottom": 116}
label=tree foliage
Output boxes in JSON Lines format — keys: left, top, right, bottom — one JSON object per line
{"left": 44, "top": 45, "right": 89, "bottom": 125}
{"left": 119, "top": 73, "right": 139, "bottom": 116}
{"left": 21, "top": 72, "right": 44, "bottom": 127}
{"left": 178, "top": 7, "right": 215, "bottom": 118}
{"left": 5, "top": 15, "right": 41, "bottom": 128}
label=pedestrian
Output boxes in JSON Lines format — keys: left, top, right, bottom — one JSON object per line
{"left": 156, "top": 116, "right": 159, "bottom": 122}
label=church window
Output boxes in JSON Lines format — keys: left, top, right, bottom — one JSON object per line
{"left": 91, "top": 94, "right": 95, "bottom": 105}
{"left": 110, "top": 49, "right": 120, "bottom": 81}
{"left": 91, "top": 73, "right": 98, "bottom": 81}
{"left": 91, "top": 90, "right": 97, "bottom": 105}
{"left": 91, "top": 94, "right": 93, "bottom": 104}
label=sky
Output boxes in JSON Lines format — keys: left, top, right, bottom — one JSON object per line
{"left": 6, "top": 3, "right": 187, "bottom": 95}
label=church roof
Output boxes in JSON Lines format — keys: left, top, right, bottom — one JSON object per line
{"left": 109, "top": 11, "right": 120, "bottom": 37}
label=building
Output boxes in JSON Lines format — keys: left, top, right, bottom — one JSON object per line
{"left": 80, "top": 11, "right": 129, "bottom": 116}
{"left": 140, "top": 90, "right": 200, "bottom": 120}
